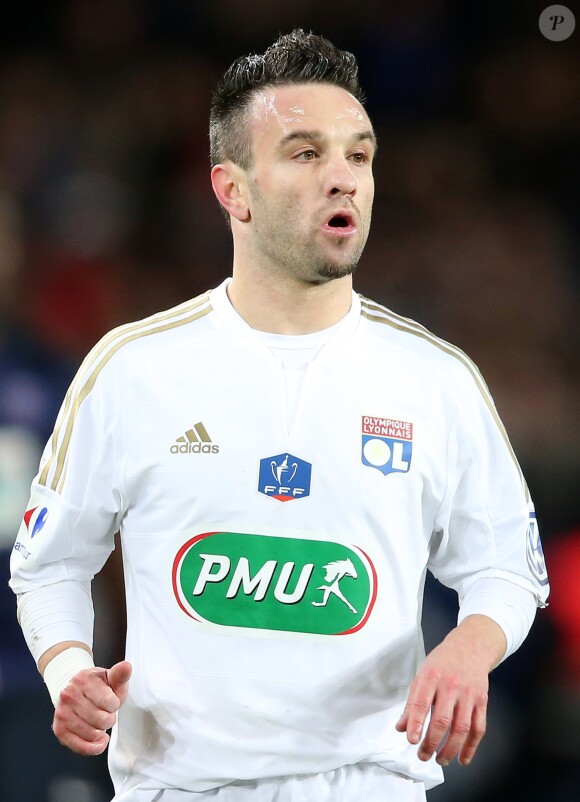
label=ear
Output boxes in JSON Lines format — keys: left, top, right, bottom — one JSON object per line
{"left": 210, "top": 162, "right": 250, "bottom": 222}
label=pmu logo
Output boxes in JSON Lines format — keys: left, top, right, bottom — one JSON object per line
{"left": 526, "top": 510, "right": 549, "bottom": 587}
{"left": 23, "top": 506, "right": 48, "bottom": 539}
{"left": 258, "top": 453, "right": 312, "bottom": 502}
{"left": 361, "top": 416, "right": 413, "bottom": 476}
{"left": 172, "top": 531, "right": 377, "bottom": 635}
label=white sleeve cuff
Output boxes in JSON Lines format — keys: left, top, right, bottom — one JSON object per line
{"left": 17, "top": 580, "right": 94, "bottom": 665}
{"left": 457, "top": 577, "right": 537, "bottom": 662}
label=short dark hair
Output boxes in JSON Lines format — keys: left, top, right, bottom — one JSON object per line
{"left": 209, "top": 28, "right": 365, "bottom": 169}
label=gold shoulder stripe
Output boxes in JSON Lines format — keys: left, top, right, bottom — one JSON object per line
{"left": 360, "top": 296, "right": 530, "bottom": 501}
{"left": 52, "top": 301, "right": 212, "bottom": 493}
{"left": 39, "top": 293, "right": 212, "bottom": 491}
{"left": 361, "top": 297, "right": 485, "bottom": 379}
{"left": 39, "top": 290, "right": 211, "bottom": 489}
{"left": 75, "top": 290, "right": 212, "bottom": 391}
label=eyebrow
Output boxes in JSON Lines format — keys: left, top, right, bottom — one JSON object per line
{"left": 276, "top": 129, "right": 378, "bottom": 154}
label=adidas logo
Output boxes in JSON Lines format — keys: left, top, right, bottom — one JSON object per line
{"left": 170, "top": 422, "right": 220, "bottom": 454}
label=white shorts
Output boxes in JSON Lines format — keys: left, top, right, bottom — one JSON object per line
{"left": 114, "top": 764, "right": 427, "bottom": 802}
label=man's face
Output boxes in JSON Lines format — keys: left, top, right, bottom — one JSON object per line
{"left": 243, "top": 83, "right": 376, "bottom": 285}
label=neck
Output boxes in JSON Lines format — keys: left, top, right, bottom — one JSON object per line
{"left": 227, "top": 268, "right": 352, "bottom": 335}
{"left": 227, "top": 242, "right": 354, "bottom": 335}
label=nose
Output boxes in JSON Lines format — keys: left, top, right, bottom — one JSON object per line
{"left": 325, "top": 156, "right": 357, "bottom": 198}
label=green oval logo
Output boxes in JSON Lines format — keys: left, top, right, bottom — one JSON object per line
{"left": 172, "top": 532, "right": 377, "bottom": 636}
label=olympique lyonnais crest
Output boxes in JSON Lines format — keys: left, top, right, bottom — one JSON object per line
{"left": 361, "top": 416, "right": 413, "bottom": 476}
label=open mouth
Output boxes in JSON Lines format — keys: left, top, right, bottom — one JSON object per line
{"left": 322, "top": 211, "right": 357, "bottom": 235}
{"left": 328, "top": 214, "right": 351, "bottom": 228}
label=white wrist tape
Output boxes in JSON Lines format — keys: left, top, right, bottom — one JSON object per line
{"left": 43, "top": 647, "right": 95, "bottom": 707}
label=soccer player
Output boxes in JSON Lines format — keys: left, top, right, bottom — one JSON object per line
{"left": 10, "top": 29, "right": 550, "bottom": 802}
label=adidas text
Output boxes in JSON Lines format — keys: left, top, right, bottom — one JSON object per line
{"left": 170, "top": 443, "right": 219, "bottom": 455}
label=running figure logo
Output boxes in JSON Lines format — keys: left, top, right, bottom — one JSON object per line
{"left": 312, "top": 559, "right": 358, "bottom": 614}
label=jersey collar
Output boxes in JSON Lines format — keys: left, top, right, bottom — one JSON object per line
{"left": 209, "top": 278, "right": 362, "bottom": 360}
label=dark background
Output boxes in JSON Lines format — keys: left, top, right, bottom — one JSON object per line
{"left": 0, "top": 2, "right": 578, "bottom": 800}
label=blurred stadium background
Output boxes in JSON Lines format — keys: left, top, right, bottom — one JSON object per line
{"left": 0, "top": 1, "right": 578, "bottom": 800}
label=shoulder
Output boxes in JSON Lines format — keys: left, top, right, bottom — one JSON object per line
{"left": 80, "top": 290, "right": 213, "bottom": 378}
{"left": 358, "top": 293, "right": 485, "bottom": 390}
{"left": 104, "top": 289, "right": 213, "bottom": 356}
{"left": 57, "top": 290, "right": 213, "bottom": 419}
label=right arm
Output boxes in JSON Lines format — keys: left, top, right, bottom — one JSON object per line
{"left": 11, "top": 342, "right": 130, "bottom": 753}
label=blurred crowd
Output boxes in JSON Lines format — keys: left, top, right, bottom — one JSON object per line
{"left": 0, "top": 1, "right": 578, "bottom": 800}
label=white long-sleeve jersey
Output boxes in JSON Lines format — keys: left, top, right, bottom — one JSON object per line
{"left": 10, "top": 281, "right": 549, "bottom": 795}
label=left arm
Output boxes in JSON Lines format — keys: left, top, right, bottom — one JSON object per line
{"left": 398, "top": 358, "right": 549, "bottom": 766}
{"left": 396, "top": 614, "right": 506, "bottom": 766}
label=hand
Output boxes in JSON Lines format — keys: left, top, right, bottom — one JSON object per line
{"left": 396, "top": 615, "right": 506, "bottom": 767}
{"left": 52, "top": 660, "right": 132, "bottom": 755}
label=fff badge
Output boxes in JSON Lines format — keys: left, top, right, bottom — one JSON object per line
{"left": 258, "top": 452, "right": 312, "bottom": 502}
{"left": 361, "top": 416, "right": 413, "bottom": 476}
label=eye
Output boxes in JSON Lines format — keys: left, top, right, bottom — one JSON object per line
{"left": 295, "top": 149, "right": 318, "bottom": 161}
{"left": 349, "top": 152, "right": 368, "bottom": 164}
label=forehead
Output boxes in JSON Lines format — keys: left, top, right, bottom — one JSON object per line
{"left": 247, "top": 83, "right": 372, "bottom": 146}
